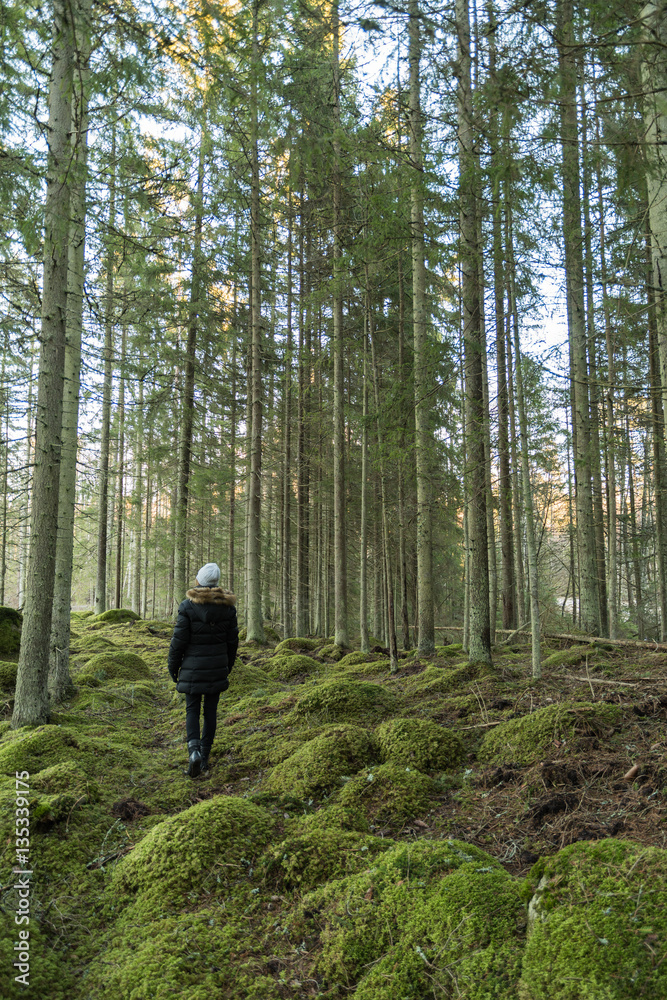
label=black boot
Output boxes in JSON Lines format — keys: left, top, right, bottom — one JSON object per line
{"left": 200, "top": 745, "right": 211, "bottom": 772}
{"left": 187, "top": 739, "right": 202, "bottom": 778}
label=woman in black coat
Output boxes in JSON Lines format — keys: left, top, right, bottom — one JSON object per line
{"left": 168, "top": 562, "right": 239, "bottom": 776}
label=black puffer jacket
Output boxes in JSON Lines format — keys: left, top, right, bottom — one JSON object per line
{"left": 168, "top": 587, "right": 239, "bottom": 695}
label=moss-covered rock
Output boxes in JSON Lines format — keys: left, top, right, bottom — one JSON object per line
{"left": 263, "top": 653, "right": 320, "bottom": 681}
{"left": 404, "top": 663, "right": 474, "bottom": 696}
{"left": 273, "top": 637, "right": 320, "bottom": 655}
{"left": 93, "top": 608, "right": 140, "bottom": 624}
{"left": 0, "top": 605, "right": 21, "bottom": 655}
{"left": 264, "top": 724, "right": 379, "bottom": 798}
{"left": 110, "top": 795, "right": 274, "bottom": 911}
{"left": 76, "top": 650, "right": 151, "bottom": 684}
{"left": 436, "top": 643, "right": 465, "bottom": 656}
{"left": 69, "top": 633, "right": 119, "bottom": 659}
{"left": 292, "top": 678, "right": 398, "bottom": 723}
{"left": 0, "top": 659, "right": 18, "bottom": 688}
{"left": 478, "top": 701, "right": 622, "bottom": 765}
{"left": 30, "top": 760, "right": 101, "bottom": 824}
{"left": 261, "top": 824, "right": 393, "bottom": 890}
{"left": 333, "top": 761, "right": 435, "bottom": 828}
{"left": 520, "top": 839, "right": 667, "bottom": 999}
{"left": 375, "top": 716, "right": 465, "bottom": 771}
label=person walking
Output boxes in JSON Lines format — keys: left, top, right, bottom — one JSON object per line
{"left": 168, "top": 562, "right": 239, "bottom": 777}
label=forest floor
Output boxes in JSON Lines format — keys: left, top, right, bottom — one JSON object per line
{"left": 1, "top": 615, "right": 666, "bottom": 998}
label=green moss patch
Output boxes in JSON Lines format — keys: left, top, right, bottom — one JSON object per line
{"left": 0, "top": 605, "right": 21, "bottom": 655}
{"left": 0, "top": 911, "right": 72, "bottom": 999}
{"left": 263, "top": 653, "right": 320, "bottom": 681}
{"left": 292, "top": 678, "right": 398, "bottom": 723}
{"left": 338, "top": 650, "right": 383, "bottom": 667}
{"left": 69, "top": 633, "right": 119, "bottom": 660}
{"left": 110, "top": 795, "right": 274, "bottom": 911}
{"left": 541, "top": 645, "right": 594, "bottom": 670}
{"left": 264, "top": 724, "right": 379, "bottom": 798}
{"left": 333, "top": 761, "right": 435, "bottom": 828}
{"left": 261, "top": 824, "right": 392, "bottom": 889}
{"left": 76, "top": 650, "right": 151, "bottom": 684}
{"left": 0, "top": 660, "right": 18, "bottom": 688}
{"left": 273, "top": 637, "right": 320, "bottom": 655}
{"left": 375, "top": 716, "right": 465, "bottom": 771}
{"left": 225, "top": 663, "right": 281, "bottom": 701}
{"left": 317, "top": 642, "right": 348, "bottom": 661}
{"left": 521, "top": 839, "right": 667, "bottom": 999}
{"left": 478, "top": 701, "right": 622, "bottom": 765}
{"left": 404, "top": 663, "right": 475, "bottom": 696}
{"left": 436, "top": 643, "right": 465, "bottom": 656}
{"left": 0, "top": 724, "right": 144, "bottom": 777}
{"left": 93, "top": 608, "right": 140, "bottom": 624}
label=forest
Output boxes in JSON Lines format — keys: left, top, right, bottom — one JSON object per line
{"left": 1, "top": 0, "right": 667, "bottom": 997}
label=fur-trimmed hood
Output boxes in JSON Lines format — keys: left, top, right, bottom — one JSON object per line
{"left": 186, "top": 586, "right": 236, "bottom": 607}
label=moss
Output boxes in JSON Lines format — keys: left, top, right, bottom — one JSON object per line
{"left": 375, "top": 716, "right": 465, "bottom": 771}
{"left": 0, "top": 724, "right": 144, "bottom": 777}
{"left": 333, "top": 761, "right": 435, "bottom": 827}
{"left": 93, "top": 608, "right": 140, "bottom": 623}
{"left": 0, "top": 605, "right": 22, "bottom": 655}
{"left": 520, "top": 839, "right": 667, "bottom": 999}
{"left": 541, "top": 645, "right": 594, "bottom": 669}
{"left": 0, "top": 659, "right": 18, "bottom": 688}
{"left": 303, "top": 839, "right": 507, "bottom": 987}
{"left": 75, "top": 651, "right": 151, "bottom": 683}
{"left": 28, "top": 761, "right": 101, "bottom": 824}
{"left": 404, "top": 663, "right": 475, "bottom": 696}
{"left": 69, "top": 634, "right": 119, "bottom": 659}
{"left": 317, "top": 642, "right": 348, "bottom": 660}
{"left": 0, "top": 911, "right": 72, "bottom": 999}
{"left": 264, "top": 724, "right": 379, "bottom": 798}
{"left": 261, "top": 824, "right": 393, "bottom": 889}
{"left": 110, "top": 795, "right": 274, "bottom": 911}
{"left": 292, "top": 678, "right": 398, "bottom": 723}
{"left": 273, "top": 636, "right": 320, "bottom": 654}
{"left": 263, "top": 653, "right": 320, "bottom": 681}
{"left": 224, "top": 663, "right": 281, "bottom": 701}
{"left": 478, "top": 701, "right": 622, "bottom": 765}
{"left": 436, "top": 642, "right": 465, "bottom": 656}
{"left": 337, "top": 650, "right": 380, "bottom": 667}
{"left": 353, "top": 864, "right": 526, "bottom": 1000}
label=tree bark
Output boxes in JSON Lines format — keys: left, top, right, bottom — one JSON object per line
{"left": 13, "top": 0, "right": 73, "bottom": 727}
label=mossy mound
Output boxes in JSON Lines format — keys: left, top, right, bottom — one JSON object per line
{"left": 351, "top": 863, "right": 526, "bottom": 1000}
{"left": 375, "top": 716, "right": 465, "bottom": 771}
{"left": 404, "top": 663, "right": 474, "bottom": 696}
{"left": 478, "top": 701, "right": 622, "bottom": 765}
{"left": 541, "top": 645, "right": 594, "bottom": 669}
{"left": 317, "top": 642, "right": 348, "bottom": 661}
{"left": 0, "top": 605, "right": 21, "bottom": 655}
{"left": 69, "top": 634, "right": 119, "bottom": 659}
{"left": 261, "top": 824, "right": 392, "bottom": 890}
{"left": 30, "top": 761, "right": 101, "bottom": 824}
{"left": 436, "top": 643, "right": 465, "bottom": 656}
{"left": 110, "top": 795, "right": 274, "bottom": 912}
{"left": 263, "top": 653, "right": 320, "bottom": 681}
{"left": 264, "top": 724, "right": 379, "bottom": 798}
{"left": 224, "top": 663, "right": 281, "bottom": 700}
{"left": 0, "top": 911, "right": 72, "bottom": 999}
{"left": 273, "top": 636, "right": 320, "bottom": 655}
{"left": 301, "top": 839, "right": 512, "bottom": 988}
{"left": 93, "top": 608, "right": 140, "bottom": 624}
{"left": 0, "top": 724, "right": 143, "bottom": 777}
{"left": 520, "top": 839, "right": 667, "bottom": 999}
{"left": 337, "top": 650, "right": 383, "bottom": 667}
{"left": 76, "top": 650, "right": 151, "bottom": 684}
{"left": 0, "top": 660, "right": 18, "bottom": 688}
{"left": 292, "top": 678, "right": 398, "bottom": 722}
{"left": 333, "top": 761, "right": 435, "bottom": 828}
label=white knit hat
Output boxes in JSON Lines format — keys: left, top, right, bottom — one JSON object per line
{"left": 196, "top": 563, "right": 221, "bottom": 587}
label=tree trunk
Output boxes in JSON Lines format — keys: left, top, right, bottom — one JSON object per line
{"left": 408, "top": 0, "right": 434, "bottom": 654}
{"left": 12, "top": 0, "right": 73, "bottom": 728}
{"left": 455, "top": 0, "right": 491, "bottom": 665}
{"left": 557, "top": 0, "right": 600, "bottom": 635}
{"left": 50, "top": 0, "right": 91, "bottom": 701}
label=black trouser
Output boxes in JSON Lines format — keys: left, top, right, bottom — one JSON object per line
{"left": 185, "top": 692, "right": 221, "bottom": 747}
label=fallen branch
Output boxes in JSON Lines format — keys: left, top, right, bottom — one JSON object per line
{"left": 563, "top": 674, "right": 638, "bottom": 688}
